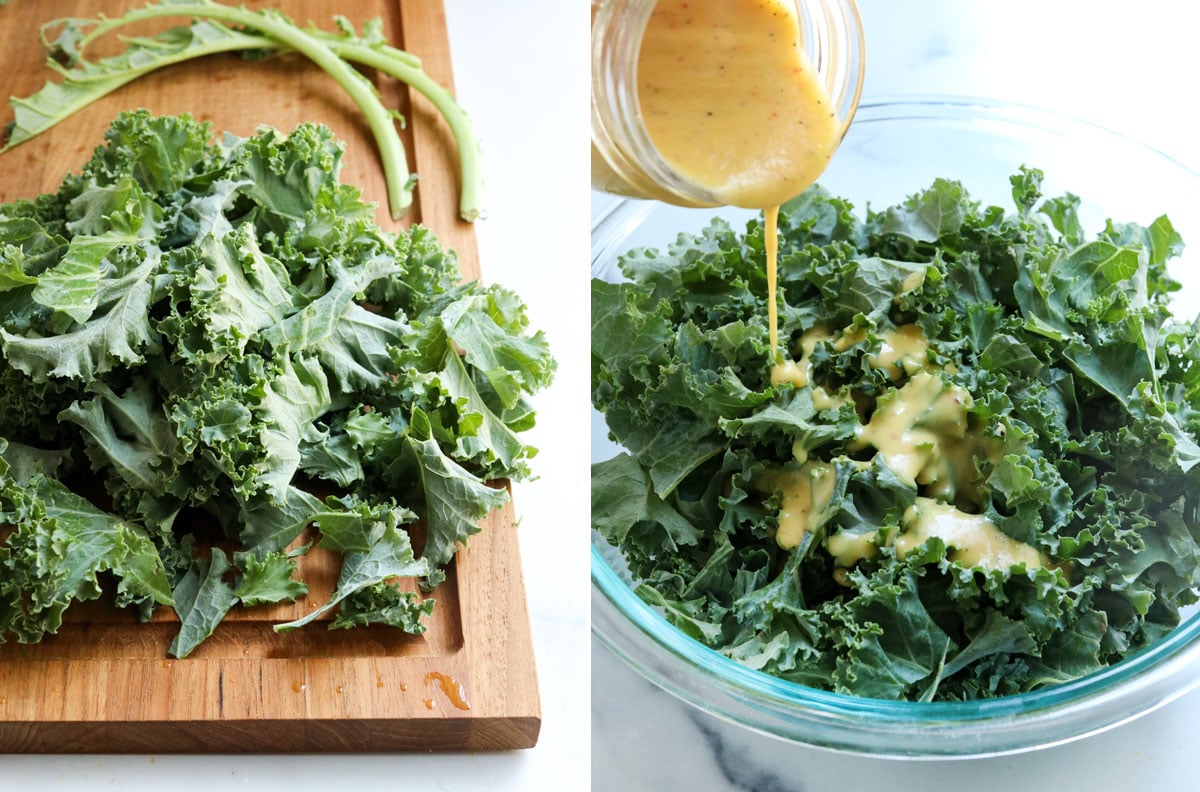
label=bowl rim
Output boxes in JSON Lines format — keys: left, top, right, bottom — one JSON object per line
{"left": 591, "top": 94, "right": 1200, "bottom": 757}
{"left": 841, "top": 94, "right": 1200, "bottom": 176}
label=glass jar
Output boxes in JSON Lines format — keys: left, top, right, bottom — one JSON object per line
{"left": 591, "top": 0, "right": 867, "bottom": 207}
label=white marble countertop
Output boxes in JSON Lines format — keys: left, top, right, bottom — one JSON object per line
{"left": 0, "top": 0, "right": 590, "bottom": 788}
{"left": 593, "top": 1, "right": 1200, "bottom": 789}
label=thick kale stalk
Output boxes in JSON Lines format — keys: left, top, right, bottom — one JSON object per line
{"left": 4, "top": 1, "right": 484, "bottom": 221}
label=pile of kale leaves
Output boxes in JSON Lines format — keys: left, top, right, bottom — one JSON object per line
{"left": 0, "top": 111, "right": 552, "bottom": 658}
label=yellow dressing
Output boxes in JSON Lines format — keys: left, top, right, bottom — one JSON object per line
{"left": 637, "top": 0, "right": 841, "bottom": 210}
{"left": 852, "top": 371, "right": 978, "bottom": 496}
{"left": 770, "top": 325, "right": 831, "bottom": 387}
{"left": 833, "top": 325, "right": 867, "bottom": 352}
{"left": 766, "top": 206, "right": 781, "bottom": 360}
{"left": 827, "top": 529, "right": 879, "bottom": 567}
{"left": 811, "top": 385, "right": 849, "bottom": 411}
{"left": 759, "top": 462, "right": 837, "bottom": 550}
{"left": 896, "top": 498, "right": 1049, "bottom": 572}
{"left": 897, "top": 268, "right": 926, "bottom": 299}
{"left": 774, "top": 323, "right": 931, "bottom": 387}
{"left": 869, "top": 323, "right": 929, "bottom": 380}
{"left": 773, "top": 324, "right": 998, "bottom": 507}
{"left": 770, "top": 358, "right": 809, "bottom": 388}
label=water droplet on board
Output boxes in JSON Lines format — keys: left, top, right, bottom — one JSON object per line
{"left": 292, "top": 681, "right": 306, "bottom": 693}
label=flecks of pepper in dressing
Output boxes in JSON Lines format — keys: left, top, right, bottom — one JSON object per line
{"left": 638, "top": 0, "right": 840, "bottom": 209}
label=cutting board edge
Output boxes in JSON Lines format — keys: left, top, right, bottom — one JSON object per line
{"left": 0, "top": 714, "right": 541, "bottom": 753}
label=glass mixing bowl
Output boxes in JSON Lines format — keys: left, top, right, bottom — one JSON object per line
{"left": 591, "top": 96, "right": 1200, "bottom": 758}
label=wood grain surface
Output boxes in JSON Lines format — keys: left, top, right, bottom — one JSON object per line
{"left": 0, "top": 0, "right": 540, "bottom": 752}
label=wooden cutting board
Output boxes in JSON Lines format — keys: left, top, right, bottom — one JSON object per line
{"left": 0, "top": 0, "right": 540, "bottom": 752}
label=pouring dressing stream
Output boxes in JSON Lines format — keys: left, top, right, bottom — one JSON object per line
{"left": 594, "top": 0, "right": 856, "bottom": 368}
{"left": 593, "top": 0, "right": 866, "bottom": 552}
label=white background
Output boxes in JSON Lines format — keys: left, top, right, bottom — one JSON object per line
{"left": 593, "top": 1, "right": 1200, "bottom": 790}
{"left": 0, "top": 0, "right": 592, "bottom": 789}
{"left": 4, "top": 0, "right": 1200, "bottom": 788}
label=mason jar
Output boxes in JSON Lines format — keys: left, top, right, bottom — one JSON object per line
{"left": 591, "top": 0, "right": 866, "bottom": 207}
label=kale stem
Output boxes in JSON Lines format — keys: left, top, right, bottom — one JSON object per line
{"left": 7, "top": 27, "right": 269, "bottom": 127}
{"left": 24, "top": 6, "right": 485, "bottom": 221}
{"left": 330, "top": 41, "right": 483, "bottom": 222}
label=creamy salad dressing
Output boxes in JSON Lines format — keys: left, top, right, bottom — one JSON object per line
{"left": 759, "top": 462, "right": 837, "bottom": 550}
{"left": 826, "top": 498, "right": 1048, "bottom": 583}
{"left": 827, "top": 529, "right": 878, "bottom": 568}
{"left": 897, "top": 268, "right": 926, "bottom": 299}
{"left": 896, "top": 498, "right": 1049, "bottom": 571}
{"left": 810, "top": 386, "right": 849, "bottom": 411}
{"left": 637, "top": 0, "right": 840, "bottom": 210}
{"left": 765, "top": 206, "right": 782, "bottom": 358}
{"left": 869, "top": 323, "right": 928, "bottom": 380}
{"left": 832, "top": 325, "right": 867, "bottom": 352}
{"left": 774, "top": 324, "right": 994, "bottom": 505}
{"left": 770, "top": 325, "right": 831, "bottom": 388}
{"left": 772, "top": 323, "right": 929, "bottom": 388}
{"left": 852, "top": 371, "right": 975, "bottom": 495}
{"left": 770, "top": 358, "right": 807, "bottom": 388}
{"left": 762, "top": 320, "right": 1042, "bottom": 574}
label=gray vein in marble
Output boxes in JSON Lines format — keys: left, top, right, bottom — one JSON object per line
{"left": 686, "top": 710, "right": 803, "bottom": 792}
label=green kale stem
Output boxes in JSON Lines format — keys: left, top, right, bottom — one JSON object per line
{"left": 7, "top": 25, "right": 270, "bottom": 132}
{"left": 7, "top": 2, "right": 485, "bottom": 222}
{"left": 331, "top": 40, "right": 484, "bottom": 223}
